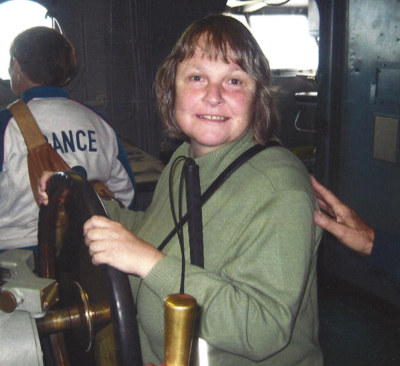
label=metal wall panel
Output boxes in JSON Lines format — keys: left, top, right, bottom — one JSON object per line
{"left": 319, "top": 0, "right": 400, "bottom": 306}
{"left": 342, "top": 0, "right": 400, "bottom": 233}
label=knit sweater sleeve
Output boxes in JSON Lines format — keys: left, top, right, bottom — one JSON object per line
{"left": 103, "top": 199, "right": 145, "bottom": 227}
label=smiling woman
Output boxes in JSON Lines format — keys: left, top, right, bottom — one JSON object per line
{"left": 0, "top": 0, "right": 54, "bottom": 80}
{"left": 43, "top": 13, "right": 324, "bottom": 366}
{"left": 173, "top": 46, "right": 257, "bottom": 157}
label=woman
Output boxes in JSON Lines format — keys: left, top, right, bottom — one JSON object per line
{"left": 0, "top": 27, "right": 135, "bottom": 252}
{"left": 41, "top": 14, "right": 323, "bottom": 366}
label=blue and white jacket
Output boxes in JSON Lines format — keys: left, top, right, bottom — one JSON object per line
{"left": 0, "top": 86, "right": 135, "bottom": 250}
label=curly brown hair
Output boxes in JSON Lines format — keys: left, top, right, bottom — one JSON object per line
{"left": 155, "top": 14, "right": 279, "bottom": 145}
{"left": 10, "top": 27, "right": 77, "bottom": 87}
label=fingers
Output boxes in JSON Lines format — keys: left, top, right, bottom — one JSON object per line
{"left": 314, "top": 209, "right": 340, "bottom": 234}
{"left": 310, "top": 176, "right": 337, "bottom": 216}
{"left": 38, "top": 171, "right": 55, "bottom": 205}
{"left": 310, "top": 175, "right": 351, "bottom": 218}
{"left": 311, "top": 176, "right": 339, "bottom": 206}
{"left": 84, "top": 216, "right": 121, "bottom": 267}
{"left": 314, "top": 209, "right": 375, "bottom": 256}
{"left": 314, "top": 208, "right": 352, "bottom": 243}
{"left": 90, "top": 248, "right": 111, "bottom": 266}
{"left": 83, "top": 216, "right": 165, "bottom": 278}
{"left": 314, "top": 208, "right": 353, "bottom": 245}
{"left": 315, "top": 196, "right": 335, "bottom": 216}
{"left": 311, "top": 176, "right": 375, "bottom": 257}
{"left": 83, "top": 215, "right": 115, "bottom": 235}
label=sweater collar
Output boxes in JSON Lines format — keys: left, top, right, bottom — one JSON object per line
{"left": 21, "top": 86, "right": 68, "bottom": 103}
{"left": 182, "top": 129, "right": 258, "bottom": 187}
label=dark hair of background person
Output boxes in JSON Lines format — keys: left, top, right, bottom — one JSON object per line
{"left": 155, "top": 13, "right": 279, "bottom": 145}
{"left": 10, "top": 26, "right": 78, "bottom": 87}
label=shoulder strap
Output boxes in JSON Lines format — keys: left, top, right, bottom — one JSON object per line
{"left": 158, "top": 140, "right": 282, "bottom": 251}
{"left": 8, "top": 99, "right": 47, "bottom": 150}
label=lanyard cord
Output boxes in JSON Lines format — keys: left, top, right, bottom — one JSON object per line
{"left": 168, "top": 156, "right": 188, "bottom": 294}
{"left": 136, "top": 155, "right": 201, "bottom": 302}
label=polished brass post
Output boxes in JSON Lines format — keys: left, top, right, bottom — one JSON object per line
{"left": 164, "top": 293, "right": 197, "bottom": 366}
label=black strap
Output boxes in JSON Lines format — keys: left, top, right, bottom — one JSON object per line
{"left": 158, "top": 140, "right": 282, "bottom": 252}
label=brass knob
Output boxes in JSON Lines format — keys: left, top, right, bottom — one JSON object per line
{"left": 0, "top": 290, "right": 17, "bottom": 313}
{"left": 164, "top": 293, "right": 197, "bottom": 366}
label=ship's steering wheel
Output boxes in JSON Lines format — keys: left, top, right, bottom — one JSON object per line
{"left": 37, "top": 171, "right": 142, "bottom": 366}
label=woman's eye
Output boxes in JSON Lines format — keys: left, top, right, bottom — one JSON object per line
{"left": 229, "top": 78, "right": 241, "bottom": 85}
{"left": 190, "top": 75, "right": 202, "bottom": 81}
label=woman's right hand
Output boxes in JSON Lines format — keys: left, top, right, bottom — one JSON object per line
{"left": 38, "top": 171, "right": 55, "bottom": 206}
{"left": 83, "top": 215, "right": 165, "bottom": 278}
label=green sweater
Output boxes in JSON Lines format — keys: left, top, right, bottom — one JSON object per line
{"left": 105, "top": 131, "right": 323, "bottom": 365}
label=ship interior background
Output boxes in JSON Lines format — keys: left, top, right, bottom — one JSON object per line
{"left": 0, "top": 0, "right": 399, "bottom": 365}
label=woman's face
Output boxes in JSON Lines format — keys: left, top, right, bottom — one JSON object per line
{"left": 174, "top": 46, "right": 257, "bottom": 157}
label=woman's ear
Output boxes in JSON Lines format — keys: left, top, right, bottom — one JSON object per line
{"left": 12, "top": 58, "right": 22, "bottom": 75}
{"left": 9, "top": 58, "right": 22, "bottom": 85}
{"left": 10, "top": 58, "right": 31, "bottom": 96}
{"left": 10, "top": 58, "right": 40, "bottom": 96}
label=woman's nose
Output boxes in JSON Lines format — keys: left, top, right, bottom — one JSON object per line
{"left": 203, "top": 82, "right": 223, "bottom": 106}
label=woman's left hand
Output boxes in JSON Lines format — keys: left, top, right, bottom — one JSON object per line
{"left": 83, "top": 215, "right": 165, "bottom": 278}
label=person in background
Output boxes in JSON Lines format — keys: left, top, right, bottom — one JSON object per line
{"left": 41, "top": 14, "right": 323, "bottom": 366}
{"left": 312, "top": 175, "right": 400, "bottom": 285}
{"left": 0, "top": 27, "right": 135, "bottom": 253}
